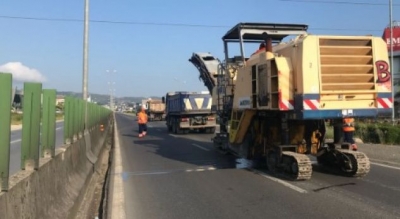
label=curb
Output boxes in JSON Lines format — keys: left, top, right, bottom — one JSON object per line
{"left": 107, "top": 113, "right": 126, "bottom": 219}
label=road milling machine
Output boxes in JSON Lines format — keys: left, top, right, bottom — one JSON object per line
{"left": 189, "top": 22, "right": 393, "bottom": 180}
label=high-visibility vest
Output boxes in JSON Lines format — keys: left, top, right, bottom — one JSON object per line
{"left": 137, "top": 111, "right": 148, "bottom": 124}
{"left": 343, "top": 117, "right": 355, "bottom": 132}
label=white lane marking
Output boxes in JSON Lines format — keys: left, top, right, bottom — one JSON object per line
{"left": 192, "top": 143, "right": 210, "bottom": 151}
{"left": 251, "top": 169, "right": 308, "bottom": 194}
{"left": 185, "top": 167, "right": 217, "bottom": 173}
{"left": 313, "top": 158, "right": 400, "bottom": 171}
{"left": 371, "top": 162, "right": 400, "bottom": 171}
{"left": 314, "top": 158, "right": 400, "bottom": 171}
{"left": 121, "top": 166, "right": 220, "bottom": 177}
{"left": 10, "top": 127, "right": 63, "bottom": 144}
{"left": 125, "top": 171, "right": 170, "bottom": 176}
{"left": 11, "top": 139, "right": 21, "bottom": 144}
{"left": 369, "top": 158, "right": 399, "bottom": 166}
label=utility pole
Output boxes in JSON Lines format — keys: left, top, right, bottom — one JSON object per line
{"left": 389, "top": 0, "right": 394, "bottom": 125}
{"left": 83, "top": 0, "right": 90, "bottom": 128}
{"left": 106, "top": 70, "right": 117, "bottom": 111}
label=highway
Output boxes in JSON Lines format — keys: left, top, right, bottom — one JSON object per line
{"left": 9, "top": 121, "right": 65, "bottom": 175}
{"left": 115, "top": 113, "right": 400, "bottom": 219}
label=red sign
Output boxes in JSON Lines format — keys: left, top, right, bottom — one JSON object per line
{"left": 382, "top": 27, "right": 400, "bottom": 52}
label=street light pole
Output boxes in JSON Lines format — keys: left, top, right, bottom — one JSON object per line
{"left": 389, "top": 0, "right": 394, "bottom": 125}
{"left": 83, "top": 0, "right": 90, "bottom": 129}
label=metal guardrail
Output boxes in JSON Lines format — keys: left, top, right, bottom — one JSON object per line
{"left": 0, "top": 72, "right": 112, "bottom": 191}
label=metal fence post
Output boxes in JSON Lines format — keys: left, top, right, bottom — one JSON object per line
{"left": 89, "top": 103, "right": 93, "bottom": 129}
{"left": 41, "top": 89, "right": 56, "bottom": 158}
{"left": 74, "top": 98, "right": 79, "bottom": 140}
{"left": 63, "top": 96, "right": 71, "bottom": 144}
{"left": 0, "top": 73, "right": 12, "bottom": 191}
{"left": 21, "top": 82, "right": 42, "bottom": 170}
{"left": 78, "top": 99, "right": 84, "bottom": 138}
{"left": 71, "top": 97, "right": 76, "bottom": 142}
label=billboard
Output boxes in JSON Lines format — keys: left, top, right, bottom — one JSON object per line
{"left": 382, "top": 22, "right": 400, "bottom": 115}
{"left": 382, "top": 24, "right": 400, "bottom": 52}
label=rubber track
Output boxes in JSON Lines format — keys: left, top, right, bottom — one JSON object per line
{"left": 282, "top": 151, "right": 313, "bottom": 180}
{"left": 338, "top": 149, "right": 371, "bottom": 177}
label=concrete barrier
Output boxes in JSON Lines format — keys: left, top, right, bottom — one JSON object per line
{"left": 0, "top": 116, "right": 113, "bottom": 219}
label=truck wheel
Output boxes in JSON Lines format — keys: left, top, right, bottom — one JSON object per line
{"left": 209, "top": 127, "right": 216, "bottom": 134}
{"left": 176, "top": 123, "right": 183, "bottom": 134}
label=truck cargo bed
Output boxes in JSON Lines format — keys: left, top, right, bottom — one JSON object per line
{"left": 166, "top": 92, "right": 214, "bottom": 113}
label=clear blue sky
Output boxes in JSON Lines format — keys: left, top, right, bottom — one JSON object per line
{"left": 0, "top": 0, "right": 398, "bottom": 98}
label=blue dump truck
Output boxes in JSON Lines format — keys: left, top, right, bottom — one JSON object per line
{"left": 165, "top": 91, "right": 217, "bottom": 134}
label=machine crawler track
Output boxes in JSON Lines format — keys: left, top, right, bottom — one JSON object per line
{"left": 337, "top": 149, "right": 371, "bottom": 177}
{"left": 317, "top": 148, "right": 371, "bottom": 178}
{"left": 280, "top": 151, "right": 313, "bottom": 181}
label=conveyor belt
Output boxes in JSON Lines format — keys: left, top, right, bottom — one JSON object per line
{"left": 189, "top": 52, "right": 221, "bottom": 94}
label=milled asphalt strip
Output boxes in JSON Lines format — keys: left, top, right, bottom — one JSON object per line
{"left": 250, "top": 169, "right": 308, "bottom": 194}
{"left": 109, "top": 115, "right": 126, "bottom": 219}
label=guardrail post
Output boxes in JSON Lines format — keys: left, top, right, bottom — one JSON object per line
{"left": 0, "top": 73, "right": 12, "bottom": 191}
{"left": 21, "top": 82, "right": 42, "bottom": 170}
{"left": 41, "top": 89, "right": 56, "bottom": 158}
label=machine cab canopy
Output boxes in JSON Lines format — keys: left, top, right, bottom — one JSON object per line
{"left": 221, "top": 22, "right": 309, "bottom": 63}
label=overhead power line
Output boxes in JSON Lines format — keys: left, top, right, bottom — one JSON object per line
{"left": 279, "top": 0, "right": 400, "bottom": 6}
{"left": 0, "top": 15, "right": 227, "bottom": 28}
{"left": 0, "top": 15, "right": 384, "bottom": 32}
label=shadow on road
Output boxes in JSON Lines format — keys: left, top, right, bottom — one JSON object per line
{"left": 121, "top": 124, "right": 259, "bottom": 171}
{"left": 118, "top": 117, "right": 361, "bottom": 182}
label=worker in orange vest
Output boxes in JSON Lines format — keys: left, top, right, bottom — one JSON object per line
{"left": 343, "top": 117, "right": 357, "bottom": 151}
{"left": 137, "top": 106, "right": 148, "bottom": 138}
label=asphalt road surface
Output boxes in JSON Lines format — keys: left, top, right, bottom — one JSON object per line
{"left": 115, "top": 113, "right": 400, "bottom": 219}
{"left": 9, "top": 121, "right": 64, "bottom": 175}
